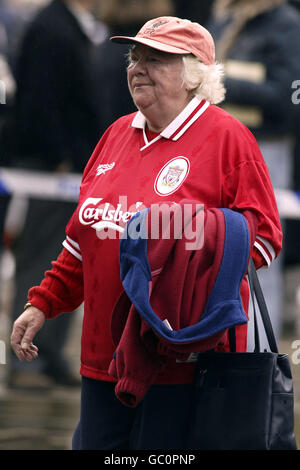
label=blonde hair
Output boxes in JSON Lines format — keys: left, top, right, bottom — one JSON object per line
{"left": 181, "top": 55, "right": 226, "bottom": 105}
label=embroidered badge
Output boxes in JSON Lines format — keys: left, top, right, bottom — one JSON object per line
{"left": 162, "top": 165, "right": 184, "bottom": 187}
{"left": 154, "top": 157, "right": 190, "bottom": 196}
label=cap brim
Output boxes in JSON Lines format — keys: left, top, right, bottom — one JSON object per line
{"left": 110, "top": 35, "right": 190, "bottom": 55}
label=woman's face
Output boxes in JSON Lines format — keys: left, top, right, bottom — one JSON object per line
{"left": 127, "top": 44, "right": 190, "bottom": 116}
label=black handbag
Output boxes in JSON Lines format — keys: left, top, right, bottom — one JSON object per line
{"left": 190, "top": 258, "right": 298, "bottom": 450}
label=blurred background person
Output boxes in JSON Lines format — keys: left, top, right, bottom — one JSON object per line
{"left": 7, "top": 0, "right": 108, "bottom": 389}
{"left": 207, "top": 0, "right": 300, "bottom": 346}
{"left": 0, "top": 0, "right": 21, "bottom": 259}
{"left": 0, "top": 0, "right": 43, "bottom": 165}
{"left": 284, "top": 0, "right": 300, "bottom": 337}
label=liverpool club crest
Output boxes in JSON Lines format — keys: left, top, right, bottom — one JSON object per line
{"left": 154, "top": 157, "right": 190, "bottom": 196}
{"left": 162, "top": 165, "right": 184, "bottom": 187}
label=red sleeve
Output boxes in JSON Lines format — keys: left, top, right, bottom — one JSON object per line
{"left": 27, "top": 247, "right": 84, "bottom": 319}
{"left": 222, "top": 126, "right": 282, "bottom": 269}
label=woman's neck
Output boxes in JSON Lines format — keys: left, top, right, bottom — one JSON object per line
{"left": 142, "top": 94, "right": 194, "bottom": 133}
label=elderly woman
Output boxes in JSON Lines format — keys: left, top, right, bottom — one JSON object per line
{"left": 10, "top": 17, "right": 282, "bottom": 450}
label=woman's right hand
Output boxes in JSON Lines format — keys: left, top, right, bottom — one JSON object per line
{"left": 10, "top": 306, "right": 46, "bottom": 362}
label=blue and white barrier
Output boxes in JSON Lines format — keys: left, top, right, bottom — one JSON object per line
{"left": 0, "top": 167, "right": 300, "bottom": 218}
{"left": 0, "top": 167, "right": 80, "bottom": 202}
{"left": 274, "top": 188, "right": 300, "bottom": 220}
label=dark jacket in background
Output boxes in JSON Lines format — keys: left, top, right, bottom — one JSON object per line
{"left": 13, "top": 0, "right": 105, "bottom": 172}
{"left": 95, "top": 24, "right": 137, "bottom": 136}
{"left": 288, "top": 0, "right": 300, "bottom": 190}
{"left": 285, "top": 1, "right": 300, "bottom": 264}
{"left": 208, "top": 2, "right": 300, "bottom": 265}
{"left": 207, "top": 3, "right": 300, "bottom": 139}
{"left": 172, "top": 0, "right": 212, "bottom": 24}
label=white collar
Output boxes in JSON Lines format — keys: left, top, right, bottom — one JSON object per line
{"left": 131, "top": 96, "right": 210, "bottom": 142}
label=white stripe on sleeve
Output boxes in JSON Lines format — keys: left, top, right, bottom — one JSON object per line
{"left": 62, "top": 238, "right": 82, "bottom": 261}
{"left": 254, "top": 235, "right": 276, "bottom": 267}
{"left": 256, "top": 235, "right": 276, "bottom": 261}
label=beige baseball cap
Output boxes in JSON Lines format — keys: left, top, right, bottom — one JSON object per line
{"left": 110, "top": 16, "right": 215, "bottom": 65}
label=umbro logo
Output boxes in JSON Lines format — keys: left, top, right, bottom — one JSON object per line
{"left": 96, "top": 162, "right": 116, "bottom": 176}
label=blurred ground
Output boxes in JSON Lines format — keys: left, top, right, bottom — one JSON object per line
{"left": 0, "top": 387, "right": 80, "bottom": 450}
{"left": 0, "top": 248, "right": 82, "bottom": 450}
{"left": 0, "top": 248, "right": 299, "bottom": 450}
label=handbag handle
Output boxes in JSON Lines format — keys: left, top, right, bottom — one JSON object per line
{"left": 247, "top": 258, "right": 279, "bottom": 353}
{"left": 229, "top": 258, "right": 279, "bottom": 354}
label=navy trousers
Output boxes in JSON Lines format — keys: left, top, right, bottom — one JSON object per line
{"left": 72, "top": 377, "right": 197, "bottom": 450}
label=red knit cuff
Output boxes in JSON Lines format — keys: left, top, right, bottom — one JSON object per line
{"left": 26, "top": 294, "right": 52, "bottom": 319}
{"left": 114, "top": 377, "right": 149, "bottom": 408}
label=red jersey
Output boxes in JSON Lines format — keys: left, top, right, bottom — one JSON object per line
{"left": 30, "top": 97, "right": 282, "bottom": 383}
